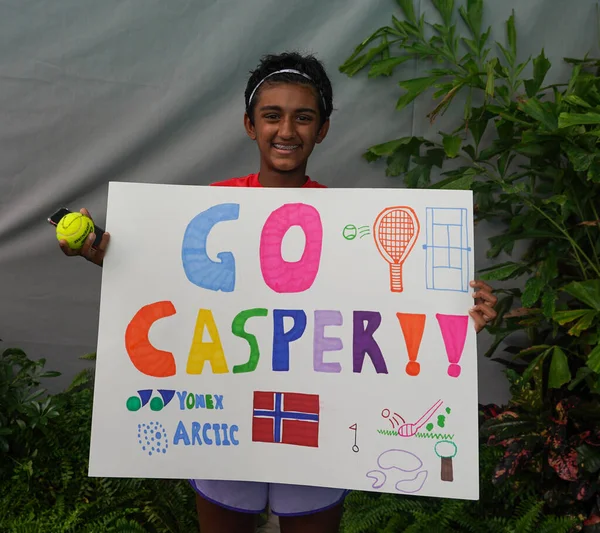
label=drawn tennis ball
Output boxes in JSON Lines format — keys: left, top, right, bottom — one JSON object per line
{"left": 56, "top": 212, "right": 94, "bottom": 250}
{"left": 343, "top": 224, "right": 357, "bottom": 240}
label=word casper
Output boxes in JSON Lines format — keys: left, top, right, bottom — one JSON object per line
{"left": 125, "top": 301, "right": 403, "bottom": 378}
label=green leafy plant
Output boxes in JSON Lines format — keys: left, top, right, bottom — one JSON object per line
{"left": 0, "top": 348, "right": 199, "bottom": 532}
{"left": 0, "top": 347, "right": 60, "bottom": 459}
{"left": 340, "top": 0, "right": 600, "bottom": 527}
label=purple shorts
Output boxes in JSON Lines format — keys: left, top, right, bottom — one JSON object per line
{"left": 189, "top": 479, "right": 348, "bottom": 517}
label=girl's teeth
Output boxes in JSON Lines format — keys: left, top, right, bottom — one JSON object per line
{"left": 274, "top": 144, "right": 298, "bottom": 150}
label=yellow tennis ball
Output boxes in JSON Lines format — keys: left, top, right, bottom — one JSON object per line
{"left": 56, "top": 212, "right": 95, "bottom": 250}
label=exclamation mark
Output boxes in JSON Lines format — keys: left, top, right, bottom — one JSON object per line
{"left": 436, "top": 314, "right": 468, "bottom": 377}
{"left": 396, "top": 313, "right": 426, "bottom": 376}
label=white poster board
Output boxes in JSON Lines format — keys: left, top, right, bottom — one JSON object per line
{"left": 89, "top": 182, "right": 480, "bottom": 500}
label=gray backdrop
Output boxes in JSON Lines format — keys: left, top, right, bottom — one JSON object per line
{"left": 1, "top": 0, "right": 598, "bottom": 404}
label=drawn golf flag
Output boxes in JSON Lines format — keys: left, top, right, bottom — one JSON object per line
{"left": 252, "top": 391, "right": 320, "bottom": 448}
{"left": 396, "top": 313, "right": 427, "bottom": 376}
{"left": 436, "top": 314, "right": 469, "bottom": 377}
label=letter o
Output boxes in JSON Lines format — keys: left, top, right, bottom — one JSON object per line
{"left": 186, "top": 393, "right": 195, "bottom": 409}
{"left": 259, "top": 203, "right": 323, "bottom": 293}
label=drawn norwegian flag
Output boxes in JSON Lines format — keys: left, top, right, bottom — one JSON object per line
{"left": 252, "top": 391, "right": 320, "bottom": 448}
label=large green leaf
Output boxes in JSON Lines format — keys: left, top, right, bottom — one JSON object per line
{"left": 558, "top": 112, "right": 600, "bottom": 128}
{"left": 386, "top": 150, "right": 411, "bottom": 177}
{"left": 569, "top": 366, "right": 595, "bottom": 390}
{"left": 563, "top": 142, "right": 594, "bottom": 172}
{"left": 368, "top": 56, "right": 412, "bottom": 78}
{"left": 485, "top": 58, "right": 497, "bottom": 99}
{"left": 542, "top": 195, "right": 568, "bottom": 206}
{"left": 2, "top": 348, "right": 27, "bottom": 357}
{"left": 524, "top": 49, "right": 551, "bottom": 97}
{"left": 442, "top": 133, "right": 462, "bottom": 157}
{"left": 506, "top": 10, "right": 517, "bottom": 62}
{"left": 562, "top": 280, "right": 600, "bottom": 310}
{"left": 340, "top": 42, "right": 392, "bottom": 77}
{"left": 419, "top": 148, "right": 446, "bottom": 168}
{"left": 40, "top": 370, "right": 61, "bottom": 378}
{"left": 459, "top": 0, "right": 483, "bottom": 38}
{"left": 479, "top": 139, "right": 516, "bottom": 160}
{"left": 404, "top": 164, "right": 432, "bottom": 188}
{"left": 432, "top": 0, "right": 454, "bottom": 26}
{"left": 478, "top": 261, "right": 524, "bottom": 281}
{"left": 383, "top": 138, "right": 426, "bottom": 176}
{"left": 567, "top": 310, "right": 597, "bottom": 337}
{"left": 517, "top": 97, "right": 558, "bottom": 131}
{"left": 513, "top": 142, "right": 552, "bottom": 157}
{"left": 468, "top": 107, "right": 493, "bottom": 146}
{"left": 563, "top": 95, "right": 592, "bottom": 109}
{"left": 487, "top": 105, "right": 532, "bottom": 126}
{"left": 553, "top": 309, "right": 593, "bottom": 325}
{"left": 518, "top": 344, "right": 551, "bottom": 358}
{"left": 480, "top": 416, "right": 537, "bottom": 439}
{"left": 397, "top": 0, "right": 417, "bottom": 24}
{"left": 542, "top": 290, "right": 557, "bottom": 318}
{"left": 429, "top": 169, "right": 476, "bottom": 190}
{"left": 548, "top": 347, "right": 571, "bottom": 389}
{"left": 487, "top": 230, "right": 559, "bottom": 258}
{"left": 364, "top": 150, "right": 381, "bottom": 163}
{"left": 340, "top": 27, "right": 396, "bottom": 73}
{"left": 589, "top": 161, "right": 600, "bottom": 182}
{"left": 366, "top": 137, "right": 421, "bottom": 157}
{"left": 495, "top": 16, "right": 517, "bottom": 70}
{"left": 396, "top": 76, "right": 441, "bottom": 111}
{"left": 521, "top": 348, "right": 551, "bottom": 384}
{"left": 521, "top": 277, "right": 545, "bottom": 307}
{"left": 577, "top": 444, "right": 600, "bottom": 473}
{"left": 588, "top": 343, "right": 600, "bottom": 373}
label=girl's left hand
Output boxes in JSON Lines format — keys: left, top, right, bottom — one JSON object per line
{"left": 469, "top": 280, "right": 498, "bottom": 333}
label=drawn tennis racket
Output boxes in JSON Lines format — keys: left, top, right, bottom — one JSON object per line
{"left": 373, "top": 207, "right": 420, "bottom": 293}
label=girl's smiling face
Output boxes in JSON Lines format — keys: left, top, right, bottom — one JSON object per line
{"left": 244, "top": 82, "right": 330, "bottom": 186}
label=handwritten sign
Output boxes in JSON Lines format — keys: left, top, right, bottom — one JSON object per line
{"left": 89, "top": 182, "right": 480, "bottom": 501}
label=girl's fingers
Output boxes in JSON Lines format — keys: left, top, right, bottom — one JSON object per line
{"left": 469, "top": 309, "right": 487, "bottom": 333}
{"left": 59, "top": 240, "right": 79, "bottom": 256}
{"left": 473, "top": 289, "right": 498, "bottom": 306}
{"left": 472, "top": 303, "right": 497, "bottom": 321}
{"left": 470, "top": 280, "right": 493, "bottom": 293}
{"left": 93, "top": 232, "right": 110, "bottom": 266}
{"left": 80, "top": 233, "right": 95, "bottom": 260}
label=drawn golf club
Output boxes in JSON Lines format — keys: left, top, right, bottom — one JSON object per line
{"left": 396, "top": 399, "right": 444, "bottom": 437}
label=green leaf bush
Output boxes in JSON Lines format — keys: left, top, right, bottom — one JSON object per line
{"left": 0, "top": 348, "right": 199, "bottom": 532}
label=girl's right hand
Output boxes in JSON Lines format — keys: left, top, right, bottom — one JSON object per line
{"left": 58, "top": 208, "right": 110, "bottom": 267}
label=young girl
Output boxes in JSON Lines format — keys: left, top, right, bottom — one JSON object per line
{"left": 59, "top": 51, "right": 498, "bottom": 533}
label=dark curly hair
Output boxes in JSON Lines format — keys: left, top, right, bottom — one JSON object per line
{"left": 244, "top": 51, "right": 334, "bottom": 127}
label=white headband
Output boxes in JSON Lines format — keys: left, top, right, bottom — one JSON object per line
{"left": 247, "top": 68, "right": 327, "bottom": 112}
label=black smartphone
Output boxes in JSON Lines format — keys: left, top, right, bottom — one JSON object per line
{"left": 47, "top": 207, "right": 105, "bottom": 249}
